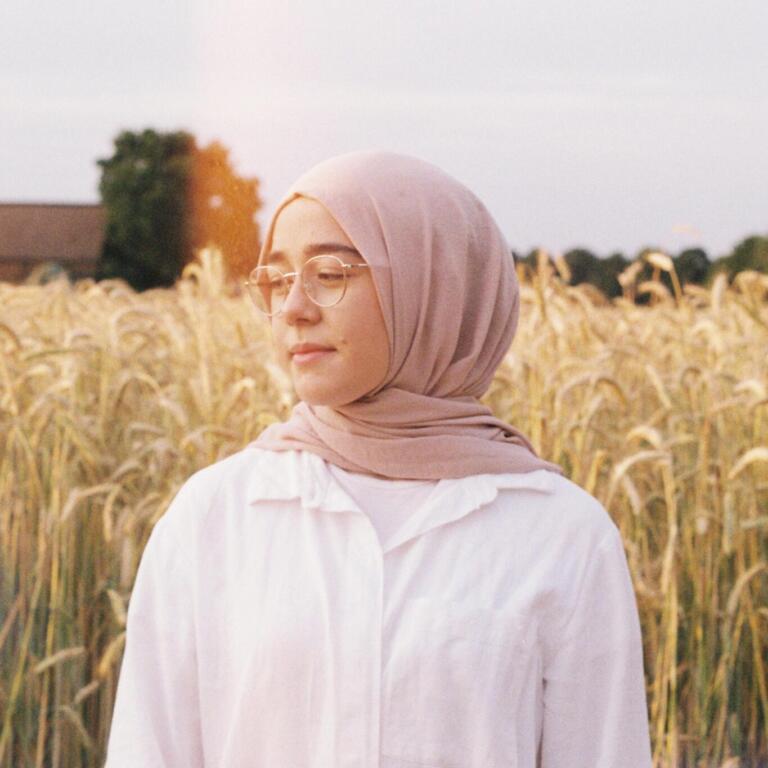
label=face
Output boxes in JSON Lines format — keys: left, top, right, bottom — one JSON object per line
{"left": 265, "top": 197, "right": 391, "bottom": 408}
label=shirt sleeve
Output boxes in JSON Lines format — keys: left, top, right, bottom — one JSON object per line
{"left": 539, "top": 526, "right": 653, "bottom": 768}
{"left": 104, "top": 488, "right": 204, "bottom": 768}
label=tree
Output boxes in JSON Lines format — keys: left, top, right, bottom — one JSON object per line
{"left": 187, "top": 141, "right": 262, "bottom": 279}
{"left": 96, "top": 129, "right": 192, "bottom": 290}
{"left": 720, "top": 235, "right": 768, "bottom": 279}
{"left": 96, "top": 129, "right": 261, "bottom": 290}
{"left": 600, "top": 252, "right": 629, "bottom": 298}
{"left": 563, "top": 248, "right": 599, "bottom": 286}
{"left": 561, "top": 249, "right": 628, "bottom": 299}
{"left": 674, "top": 247, "right": 710, "bottom": 286}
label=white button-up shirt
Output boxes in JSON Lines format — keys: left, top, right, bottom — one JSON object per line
{"left": 105, "top": 447, "right": 652, "bottom": 768}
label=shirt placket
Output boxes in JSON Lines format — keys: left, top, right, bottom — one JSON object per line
{"left": 339, "top": 513, "right": 384, "bottom": 767}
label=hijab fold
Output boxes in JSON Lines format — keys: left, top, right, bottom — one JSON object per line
{"left": 255, "top": 151, "right": 563, "bottom": 480}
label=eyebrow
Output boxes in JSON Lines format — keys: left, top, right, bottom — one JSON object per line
{"left": 264, "top": 242, "right": 363, "bottom": 265}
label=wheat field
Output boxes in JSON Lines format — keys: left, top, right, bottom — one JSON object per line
{"left": 1, "top": 250, "right": 766, "bottom": 767}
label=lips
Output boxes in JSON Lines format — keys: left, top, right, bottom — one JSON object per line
{"left": 289, "top": 343, "right": 336, "bottom": 356}
{"left": 289, "top": 343, "right": 336, "bottom": 365}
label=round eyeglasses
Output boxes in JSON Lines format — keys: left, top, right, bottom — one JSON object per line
{"left": 245, "top": 254, "right": 371, "bottom": 317}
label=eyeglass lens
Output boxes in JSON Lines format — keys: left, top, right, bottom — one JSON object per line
{"left": 247, "top": 255, "right": 347, "bottom": 315}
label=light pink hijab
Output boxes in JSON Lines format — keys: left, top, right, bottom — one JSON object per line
{"left": 255, "top": 151, "right": 563, "bottom": 480}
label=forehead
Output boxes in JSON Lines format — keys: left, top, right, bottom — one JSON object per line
{"left": 265, "top": 197, "right": 365, "bottom": 265}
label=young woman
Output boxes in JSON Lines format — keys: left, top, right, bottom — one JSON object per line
{"left": 106, "top": 151, "right": 652, "bottom": 767}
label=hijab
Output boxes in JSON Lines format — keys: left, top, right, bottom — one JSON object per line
{"left": 255, "top": 150, "right": 563, "bottom": 480}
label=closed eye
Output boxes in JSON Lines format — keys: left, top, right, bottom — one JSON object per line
{"left": 315, "top": 271, "right": 345, "bottom": 282}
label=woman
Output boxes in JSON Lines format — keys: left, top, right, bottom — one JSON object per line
{"left": 106, "top": 151, "right": 652, "bottom": 767}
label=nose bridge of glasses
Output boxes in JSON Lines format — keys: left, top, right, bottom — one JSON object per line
{"left": 281, "top": 258, "right": 325, "bottom": 286}
{"left": 280, "top": 268, "right": 312, "bottom": 308}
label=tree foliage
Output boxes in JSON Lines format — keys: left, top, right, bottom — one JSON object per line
{"left": 96, "top": 130, "right": 191, "bottom": 290}
{"left": 515, "top": 234, "right": 767, "bottom": 302}
{"left": 96, "top": 129, "right": 261, "bottom": 290}
{"left": 187, "top": 140, "right": 262, "bottom": 279}
{"left": 562, "top": 248, "right": 629, "bottom": 298}
{"left": 674, "top": 248, "right": 710, "bottom": 286}
{"left": 719, "top": 235, "right": 768, "bottom": 278}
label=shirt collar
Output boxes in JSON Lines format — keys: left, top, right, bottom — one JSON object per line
{"left": 246, "top": 446, "right": 557, "bottom": 549}
{"left": 382, "top": 469, "right": 556, "bottom": 552}
{"left": 246, "top": 447, "right": 358, "bottom": 512}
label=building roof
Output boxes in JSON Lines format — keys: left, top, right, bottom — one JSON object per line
{"left": 0, "top": 203, "right": 105, "bottom": 263}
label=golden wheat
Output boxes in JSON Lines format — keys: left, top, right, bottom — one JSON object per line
{"left": 1, "top": 249, "right": 766, "bottom": 767}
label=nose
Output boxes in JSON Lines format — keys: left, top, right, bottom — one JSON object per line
{"left": 280, "top": 275, "right": 321, "bottom": 324}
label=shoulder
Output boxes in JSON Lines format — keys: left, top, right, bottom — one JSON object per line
{"left": 159, "top": 446, "right": 288, "bottom": 531}
{"left": 496, "top": 470, "right": 618, "bottom": 546}
{"left": 547, "top": 472, "right": 619, "bottom": 542}
{"left": 500, "top": 470, "right": 616, "bottom": 537}
{"left": 499, "top": 474, "right": 634, "bottom": 641}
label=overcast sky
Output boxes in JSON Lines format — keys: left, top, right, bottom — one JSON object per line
{"left": 1, "top": 0, "right": 766, "bottom": 258}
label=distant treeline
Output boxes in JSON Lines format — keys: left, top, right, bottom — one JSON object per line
{"left": 513, "top": 235, "right": 768, "bottom": 300}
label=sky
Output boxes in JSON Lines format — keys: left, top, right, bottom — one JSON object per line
{"left": 1, "top": 0, "right": 766, "bottom": 259}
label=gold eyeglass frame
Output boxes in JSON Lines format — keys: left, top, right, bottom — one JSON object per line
{"left": 245, "top": 254, "right": 371, "bottom": 317}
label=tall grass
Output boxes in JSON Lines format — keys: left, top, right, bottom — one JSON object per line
{"left": 1, "top": 250, "right": 766, "bottom": 767}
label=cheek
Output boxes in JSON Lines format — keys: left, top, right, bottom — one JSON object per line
{"left": 270, "top": 322, "right": 291, "bottom": 367}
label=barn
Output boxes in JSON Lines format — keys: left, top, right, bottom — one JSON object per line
{"left": 0, "top": 203, "right": 105, "bottom": 283}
